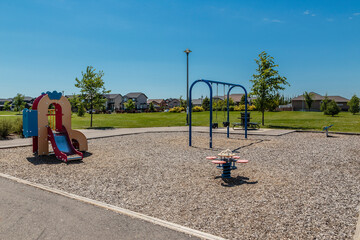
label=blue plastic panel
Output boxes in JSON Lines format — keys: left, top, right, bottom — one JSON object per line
{"left": 23, "top": 109, "right": 38, "bottom": 138}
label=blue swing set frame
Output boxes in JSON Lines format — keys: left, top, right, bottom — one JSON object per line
{"left": 189, "top": 79, "right": 248, "bottom": 148}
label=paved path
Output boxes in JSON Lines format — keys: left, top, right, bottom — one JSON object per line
{"left": 0, "top": 126, "right": 295, "bottom": 149}
{"left": 0, "top": 176, "right": 199, "bottom": 240}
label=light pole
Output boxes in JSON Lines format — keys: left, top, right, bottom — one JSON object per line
{"left": 184, "top": 48, "right": 192, "bottom": 125}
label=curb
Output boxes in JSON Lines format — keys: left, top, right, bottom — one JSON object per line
{"left": 0, "top": 173, "right": 226, "bottom": 240}
{"left": 295, "top": 130, "right": 360, "bottom": 136}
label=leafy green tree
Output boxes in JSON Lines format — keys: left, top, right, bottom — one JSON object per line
{"left": 324, "top": 100, "right": 340, "bottom": 116}
{"left": 179, "top": 96, "right": 187, "bottom": 108}
{"left": 240, "top": 95, "right": 246, "bottom": 105}
{"left": 347, "top": 94, "right": 359, "bottom": 115}
{"left": 202, "top": 97, "right": 210, "bottom": 111}
{"left": 149, "top": 102, "right": 155, "bottom": 112}
{"left": 13, "top": 93, "right": 26, "bottom": 112}
{"left": 77, "top": 102, "right": 86, "bottom": 117}
{"left": 124, "top": 99, "right": 135, "bottom": 112}
{"left": 3, "top": 101, "right": 11, "bottom": 111}
{"left": 320, "top": 95, "right": 330, "bottom": 112}
{"left": 250, "top": 51, "right": 289, "bottom": 125}
{"left": 75, "top": 66, "right": 110, "bottom": 127}
{"left": 303, "top": 91, "right": 314, "bottom": 111}
{"left": 267, "top": 95, "right": 280, "bottom": 112}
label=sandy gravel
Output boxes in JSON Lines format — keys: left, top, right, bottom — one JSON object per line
{"left": 0, "top": 132, "right": 359, "bottom": 239}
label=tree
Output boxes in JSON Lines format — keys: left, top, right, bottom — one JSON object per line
{"left": 347, "top": 94, "right": 360, "bottom": 115}
{"left": 179, "top": 96, "right": 187, "bottom": 108}
{"left": 240, "top": 95, "right": 246, "bottom": 105}
{"left": 3, "top": 101, "right": 11, "bottom": 111}
{"left": 149, "top": 102, "right": 155, "bottom": 112}
{"left": 320, "top": 95, "right": 330, "bottom": 112}
{"left": 303, "top": 91, "right": 314, "bottom": 111}
{"left": 202, "top": 97, "right": 210, "bottom": 111}
{"left": 324, "top": 100, "right": 340, "bottom": 116}
{"left": 124, "top": 99, "right": 135, "bottom": 112}
{"left": 250, "top": 51, "right": 289, "bottom": 125}
{"left": 75, "top": 66, "right": 110, "bottom": 127}
{"left": 13, "top": 93, "right": 26, "bottom": 112}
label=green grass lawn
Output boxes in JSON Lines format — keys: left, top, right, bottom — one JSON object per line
{"left": 0, "top": 111, "right": 21, "bottom": 116}
{"left": 2, "top": 110, "right": 360, "bottom": 132}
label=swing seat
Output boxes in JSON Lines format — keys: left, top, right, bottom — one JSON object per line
{"left": 206, "top": 156, "right": 217, "bottom": 160}
{"left": 223, "top": 121, "right": 230, "bottom": 127}
{"left": 212, "top": 123, "right": 218, "bottom": 129}
{"left": 212, "top": 160, "right": 226, "bottom": 164}
{"left": 237, "top": 160, "right": 249, "bottom": 163}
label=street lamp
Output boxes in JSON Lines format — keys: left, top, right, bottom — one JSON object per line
{"left": 184, "top": 48, "right": 192, "bottom": 125}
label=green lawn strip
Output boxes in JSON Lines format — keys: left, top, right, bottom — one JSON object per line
{"left": 0, "top": 111, "right": 21, "bottom": 116}
{"left": 69, "top": 111, "right": 360, "bottom": 133}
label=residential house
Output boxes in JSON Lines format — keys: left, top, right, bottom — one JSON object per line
{"left": 104, "top": 94, "right": 123, "bottom": 111}
{"left": 292, "top": 92, "right": 349, "bottom": 111}
{"left": 147, "top": 99, "right": 166, "bottom": 110}
{"left": 165, "top": 98, "right": 181, "bottom": 108}
{"left": 123, "top": 92, "right": 148, "bottom": 110}
{"left": 191, "top": 98, "right": 203, "bottom": 107}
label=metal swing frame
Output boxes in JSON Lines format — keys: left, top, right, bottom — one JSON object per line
{"left": 189, "top": 79, "right": 248, "bottom": 148}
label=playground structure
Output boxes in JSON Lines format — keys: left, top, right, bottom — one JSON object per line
{"left": 206, "top": 149, "right": 249, "bottom": 178}
{"left": 23, "top": 91, "right": 88, "bottom": 162}
{"left": 189, "top": 79, "right": 248, "bottom": 148}
{"left": 322, "top": 124, "right": 333, "bottom": 137}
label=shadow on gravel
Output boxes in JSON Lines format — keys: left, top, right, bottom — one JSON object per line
{"left": 267, "top": 125, "right": 314, "bottom": 130}
{"left": 217, "top": 176, "right": 258, "bottom": 187}
{"left": 85, "top": 127, "right": 115, "bottom": 130}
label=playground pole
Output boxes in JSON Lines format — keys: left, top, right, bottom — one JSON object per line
{"left": 184, "top": 48, "right": 191, "bottom": 125}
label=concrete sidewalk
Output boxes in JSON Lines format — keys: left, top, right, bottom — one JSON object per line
{"left": 0, "top": 176, "right": 200, "bottom": 240}
{"left": 0, "top": 126, "right": 295, "bottom": 149}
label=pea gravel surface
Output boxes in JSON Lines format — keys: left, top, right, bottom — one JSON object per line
{"left": 0, "top": 132, "right": 359, "bottom": 240}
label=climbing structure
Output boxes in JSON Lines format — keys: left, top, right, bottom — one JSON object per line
{"left": 23, "top": 91, "right": 88, "bottom": 162}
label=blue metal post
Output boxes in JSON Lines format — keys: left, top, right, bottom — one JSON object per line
{"left": 189, "top": 85, "right": 193, "bottom": 146}
{"left": 227, "top": 91, "right": 230, "bottom": 138}
{"left": 244, "top": 91, "right": 248, "bottom": 139}
{"left": 209, "top": 86, "right": 213, "bottom": 148}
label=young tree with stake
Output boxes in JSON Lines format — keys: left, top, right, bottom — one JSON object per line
{"left": 250, "top": 51, "right": 289, "bottom": 125}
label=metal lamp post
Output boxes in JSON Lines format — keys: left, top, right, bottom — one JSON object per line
{"left": 184, "top": 48, "right": 192, "bottom": 125}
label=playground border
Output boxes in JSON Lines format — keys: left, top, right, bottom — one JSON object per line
{"left": 0, "top": 128, "right": 294, "bottom": 150}
{"left": 0, "top": 172, "right": 225, "bottom": 240}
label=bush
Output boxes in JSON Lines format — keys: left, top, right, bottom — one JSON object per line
{"left": 169, "top": 107, "right": 182, "bottom": 113}
{"left": 192, "top": 106, "right": 204, "bottom": 112}
{"left": 0, "top": 118, "right": 12, "bottom": 139}
{"left": 234, "top": 105, "right": 256, "bottom": 111}
{"left": 348, "top": 95, "right": 360, "bottom": 115}
{"left": 77, "top": 103, "right": 85, "bottom": 117}
{"left": 324, "top": 100, "right": 340, "bottom": 116}
{"left": 12, "top": 118, "right": 23, "bottom": 137}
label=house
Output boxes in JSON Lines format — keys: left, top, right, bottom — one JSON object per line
{"left": 191, "top": 98, "right": 203, "bottom": 107}
{"left": 292, "top": 92, "right": 349, "bottom": 111}
{"left": 104, "top": 94, "right": 122, "bottom": 111}
{"left": 147, "top": 99, "right": 166, "bottom": 110}
{"left": 0, "top": 98, "right": 12, "bottom": 111}
{"left": 165, "top": 98, "right": 181, "bottom": 108}
{"left": 23, "top": 96, "right": 34, "bottom": 109}
{"left": 123, "top": 92, "right": 148, "bottom": 110}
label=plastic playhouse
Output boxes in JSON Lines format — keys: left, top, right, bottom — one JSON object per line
{"left": 206, "top": 149, "right": 248, "bottom": 178}
{"left": 23, "top": 91, "right": 88, "bottom": 162}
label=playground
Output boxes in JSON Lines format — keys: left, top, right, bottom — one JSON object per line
{"left": 0, "top": 131, "right": 359, "bottom": 239}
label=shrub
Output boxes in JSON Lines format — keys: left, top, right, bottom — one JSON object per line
{"left": 0, "top": 118, "right": 12, "bottom": 139}
{"left": 324, "top": 100, "right": 340, "bottom": 116}
{"left": 169, "top": 107, "right": 182, "bottom": 113}
{"left": 348, "top": 95, "right": 360, "bottom": 115}
{"left": 77, "top": 103, "right": 86, "bottom": 117}
{"left": 12, "top": 118, "right": 23, "bottom": 137}
{"left": 248, "top": 105, "right": 256, "bottom": 111}
{"left": 192, "top": 106, "right": 204, "bottom": 112}
{"left": 234, "top": 104, "right": 256, "bottom": 111}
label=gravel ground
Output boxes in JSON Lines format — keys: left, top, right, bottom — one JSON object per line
{"left": 0, "top": 132, "right": 359, "bottom": 239}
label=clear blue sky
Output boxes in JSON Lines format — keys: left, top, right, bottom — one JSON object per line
{"left": 0, "top": 0, "right": 359, "bottom": 99}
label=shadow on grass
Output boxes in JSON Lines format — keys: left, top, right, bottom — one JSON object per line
{"left": 215, "top": 175, "right": 258, "bottom": 187}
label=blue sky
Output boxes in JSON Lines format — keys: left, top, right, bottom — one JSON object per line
{"left": 0, "top": 0, "right": 359, "bottom": 99}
